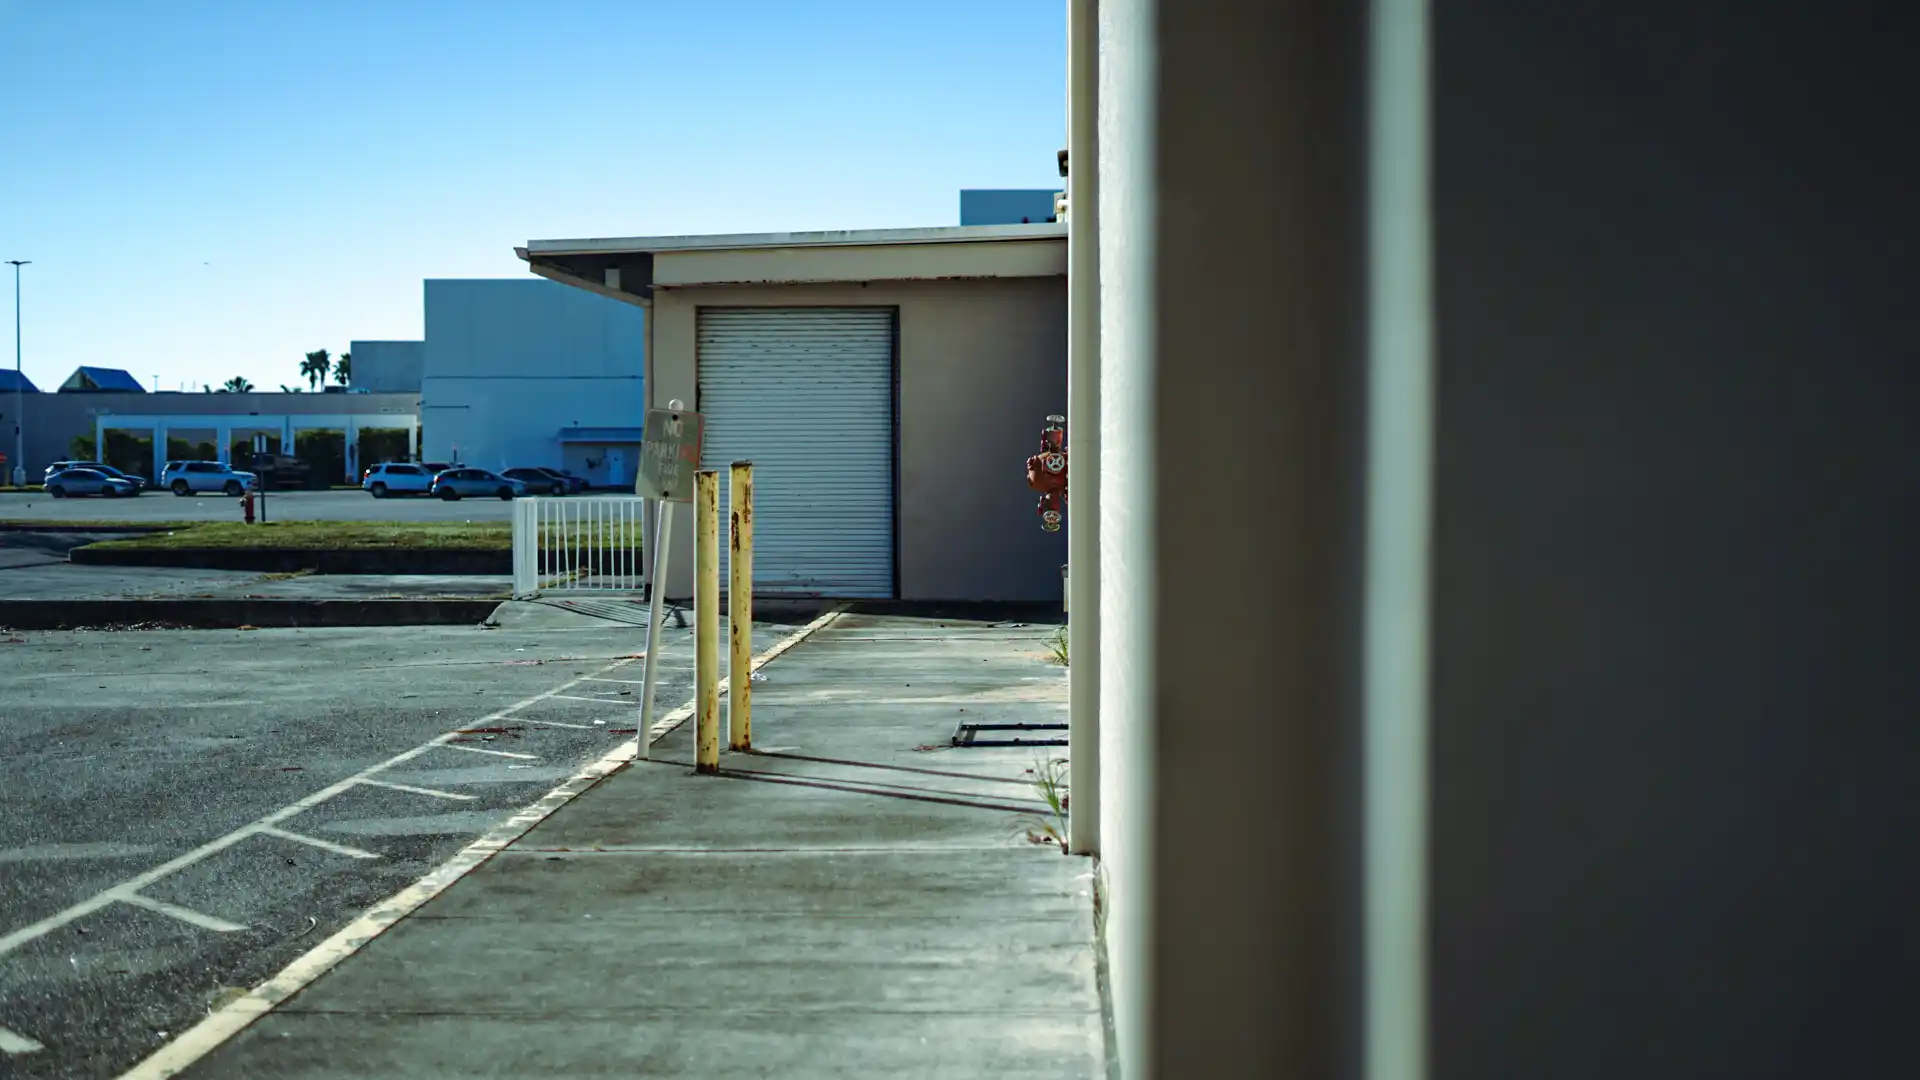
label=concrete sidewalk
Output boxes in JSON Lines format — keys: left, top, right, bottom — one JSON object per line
{"left": 166, "top": 610, "right": 1104, "bottom": 1078}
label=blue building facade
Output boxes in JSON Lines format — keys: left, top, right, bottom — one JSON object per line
{"left": 417, "top": 279, "right": 645, "bottom": 487}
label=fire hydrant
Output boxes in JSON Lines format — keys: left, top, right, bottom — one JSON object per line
{"left": 1025, "top": 413, "right": 1068, "bottom": 532}
{"left": 241, "top": 488, "right": 255, "bottom": 525}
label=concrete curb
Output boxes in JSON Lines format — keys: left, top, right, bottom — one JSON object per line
{"left": 0, "top": 522, "right": 170, "bottom": 534}
{"left": 842, "top": 599, "right": 1069, "bottom": 622}
{"left": 0, "top": 599, "right": 503, "bottom": 631}
{"left": 68, "top": 546, "right": 513, "bottom": 575}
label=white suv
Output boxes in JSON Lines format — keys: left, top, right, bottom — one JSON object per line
{"left": 362, "top": 462, "right": 435, "bottom": 498}
{"left": 161, "top": 460, "right": 259, "bottom": 496}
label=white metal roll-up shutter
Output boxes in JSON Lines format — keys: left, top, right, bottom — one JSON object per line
{"left": 698, "top": 307, "right": 896, "bottom": 597}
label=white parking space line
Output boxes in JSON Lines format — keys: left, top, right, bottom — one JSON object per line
{"left": 441, "top": 744, "right": 538, "bottom": 760}
{"left": 580, "top": 676, "right": 646, "bottom": 685}
{"left": 356, "top": 778, "right": 477, "bottom": 801}
{"left": 548, "top": 693, "right": 629, "bottom": 705}
{"left": 117, "top": 893, "right": 247, "bottom": 933}
{"left": 0, "top": 1025, "right": 45, "bottom": 1055}
{"left": 0, "top": 841, "right": 158, "bottom": 864}
{"left": 256, "top": 826, "right": 379, "bottom": 860}
{"left": 512, "top": 716, "right": 599, "bottom": 730}
{"left": 0, "top": 654, "right": 639, "bottom": 961}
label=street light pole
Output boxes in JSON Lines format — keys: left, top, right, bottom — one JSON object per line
{"left": 6, "top": 260, "right": 28, "bottom": 487}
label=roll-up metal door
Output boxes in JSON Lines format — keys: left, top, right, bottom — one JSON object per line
{"left": 697, "top": 307, "right": 896, "bottom": 597}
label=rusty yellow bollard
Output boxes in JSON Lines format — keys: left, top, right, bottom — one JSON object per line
{"left": 729, "top": 461, "right": 755, "bottom": 751}
{"left": 694, "top": 469, "right": 721, "bottom": 774}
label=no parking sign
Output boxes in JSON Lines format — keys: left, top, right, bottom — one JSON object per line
{"left": 637, "top": 405, "right": 704, "bottom": 503}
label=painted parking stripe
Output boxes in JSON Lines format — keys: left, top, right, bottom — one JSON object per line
{"left": 547, "top": 693, "right": 630, "bottom": 705}
{"left": 356, "top": 778, "right": 477, "bottom": 801}
{"left": 256, "top": 826, "right": 379, "bottom": 860}
{"left": 0, "top": 1025, "right": 45, "bottom": 1055}
{"left": 117, "top": 893, "right": 246, "bottom": 933}
{"left": 512, "top": 716, "right": 598, "bottom": 730}
{"left": 441, "top": 744, "right": 538, "bottom": 761}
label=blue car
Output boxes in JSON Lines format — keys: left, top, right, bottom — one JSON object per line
{"left": 44, "top": 467, "right": 142, "bottom": 498}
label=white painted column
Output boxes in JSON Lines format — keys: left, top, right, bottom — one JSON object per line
{"left": 215, "top": 425, "right": 231, "bottom": 464}
{"left": 1097, "top": 2, "right": 1158, "bottom": 1073}
{"left": 152, "top": 423, "right": 167, "bottom": 482}
{"left": 281, "top": 415, "right": 293, "bottom": 453}
{"left": 345, "top": 417, "right": 360, "bottom": 482}
{"left": 1067, "top": 0, "right": 1103, "bottom": 857}
{"left": 408, "top": 418, "right": 419, "bottom": 462}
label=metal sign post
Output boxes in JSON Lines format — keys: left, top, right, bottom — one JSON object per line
{"left": 636, "top": 399, "right": 704, "bottom": 760}
{"left": 253, "top": 433, "right": 269, "bottom": 523}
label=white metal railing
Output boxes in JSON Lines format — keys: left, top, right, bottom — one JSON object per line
{"left": 512, "top": 496, "right": 648, "bottom": 598}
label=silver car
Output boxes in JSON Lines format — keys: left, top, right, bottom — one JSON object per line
{"left": 161, "top": 460, "right": 259, "bottom": 497}
{"left": 44, "top": 467, "right": 142, "bottom": 498}
{"left": 430, "top": 468, "right": 528, "bottom": 501}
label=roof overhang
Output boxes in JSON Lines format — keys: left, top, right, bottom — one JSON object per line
{"left": 517, "top": 222, "right": 1067, "bottom": 306}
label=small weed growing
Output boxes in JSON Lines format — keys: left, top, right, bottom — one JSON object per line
{"left": 1013, "top": 755, "right": 1071, "bottom": 853}
{"left": 1046, "top": 625, "right": 1070, "bottom": 666}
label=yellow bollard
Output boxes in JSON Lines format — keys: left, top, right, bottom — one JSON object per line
{"left": 694, "top": 469, "right": 720, "bottom": 774}
{"left": 729, "top": 461, "right": 754, "bottom": 751}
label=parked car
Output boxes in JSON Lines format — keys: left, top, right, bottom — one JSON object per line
{"left": 45, "top": 461, "right": 150, "bottom": 490}
{"left": 538, "top": 467, "right": 589, "bottom": 494}
{"left": 248, "top": 453, "right": 313, "bottom": 490}
{"left": 430, "top": 468, "right": 527, "bottom": 501}
{"left": 420, "top": 462, "right": 451, "bottom": 474}
{"left": 362, "top": 462, "right": 436, "bottom": 498}
{"left": 102, "top": 466, "right": 151, "bottom": 489}
{"left": 43, "top": 460, "right": 150, "bottom": 488}
{"left": 160, "top": 460, "right": 259, "bottom": 496}
{"left": 502, "top": 467, "right": 569, "bottom": 495}
{"left": 43, "top": 467, "right": 142, "bottom": 498}
{"left": 44, "top": 459, "right": 110, "bottom": 480}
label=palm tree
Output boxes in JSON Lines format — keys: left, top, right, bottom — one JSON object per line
{"left": 335, "top": 351, "right": 351, "bottom": 386}
{"left": 222, "top": 376, "right": 254, "bottom": 393}
{"left": 300, "top": 349, "right": 331, "bottom": 391}
{"left": 279, "top": 384, "right": 304, "bottom": 393}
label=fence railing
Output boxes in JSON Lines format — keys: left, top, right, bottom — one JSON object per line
{"left": 511, "top": 496, "right": 648, "bottom": 598}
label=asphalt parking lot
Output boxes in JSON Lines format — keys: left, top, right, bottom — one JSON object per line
{"left": 0, "top": 613, "right": 785, "bottom": 1080}
{"left": 0, "top": 489, "right": 530, "bottom": 525}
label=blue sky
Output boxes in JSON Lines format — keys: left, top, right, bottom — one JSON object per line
{"left": 0, "top": 0, "right": 1065, "bottom": 392}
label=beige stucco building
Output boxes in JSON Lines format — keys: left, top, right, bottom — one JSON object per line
{"left": 519, "top": 224, "right": 1067, "bottom": 602}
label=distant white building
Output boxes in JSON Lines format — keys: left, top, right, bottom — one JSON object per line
{"left": 345, "top": 341, "right": 424, "bottom": 393}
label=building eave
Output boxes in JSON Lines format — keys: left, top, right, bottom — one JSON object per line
{"left": 523, "top": 222, "right": 1066, "bottom": 259}
{"left": 519, "top": 224, "right": 1067, "bottom": 299}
